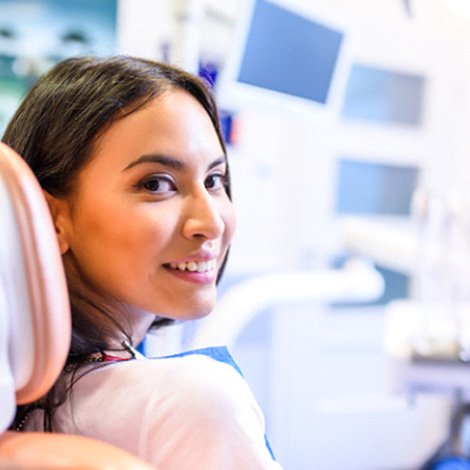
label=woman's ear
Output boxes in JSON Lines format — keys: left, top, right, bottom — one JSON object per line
{"left": 43, "top": 190, "right": 71, "bottom": 255}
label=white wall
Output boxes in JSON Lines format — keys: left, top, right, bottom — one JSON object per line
{"left": 117, "top": 0, "right": 170, "bottom": 61}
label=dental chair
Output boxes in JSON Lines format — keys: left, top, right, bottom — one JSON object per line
{"left": 0, "top": 142, "right": 153, "bottom": 469}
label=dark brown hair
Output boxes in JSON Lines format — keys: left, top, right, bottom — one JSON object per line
{"left": 3, "top": 55, "right": 231, "bottom": 431}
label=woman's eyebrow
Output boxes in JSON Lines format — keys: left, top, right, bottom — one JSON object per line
{"left": 208, "top": 156, "right": 227, "bottom": 170}
{"left": 122, "top": 154, "right": 227, "bottom": 172}
{"left": 122, "top": 154, "right": 184, "bottom": 172}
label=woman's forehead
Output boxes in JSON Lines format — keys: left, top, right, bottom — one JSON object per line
{"left": 77, "top": 91, "right": 224, "bottom": 178}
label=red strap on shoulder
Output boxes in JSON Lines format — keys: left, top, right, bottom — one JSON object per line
{"left": 101, "top": 353, "right": 128, "bottom": 362}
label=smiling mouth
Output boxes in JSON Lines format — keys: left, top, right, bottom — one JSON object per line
{"left": 166, "top": 259, "right": 216, "bottom": 273}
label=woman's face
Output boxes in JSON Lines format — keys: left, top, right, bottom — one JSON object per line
{"left": 55, "top": 89, "right": 235, "bottom": 329}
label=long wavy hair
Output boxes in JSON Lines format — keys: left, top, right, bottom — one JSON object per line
{"left": 3, "top": 55, "right": 231, "bottom": 431}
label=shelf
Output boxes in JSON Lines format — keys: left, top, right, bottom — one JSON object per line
{"left": 385, "top": 300, "right": 470, "bottom": 395}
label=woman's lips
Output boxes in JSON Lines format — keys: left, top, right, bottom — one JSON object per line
{"left": 163, "top": 258, "right": 218, "bottom": 284}
{"left": 168, "top": 259, "right": 216, "bottom": 273}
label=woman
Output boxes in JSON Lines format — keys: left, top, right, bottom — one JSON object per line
{"left": 3, "top": 56, "right": 282, "bottom": 469}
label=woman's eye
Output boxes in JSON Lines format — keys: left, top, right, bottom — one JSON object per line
{"left": 205, "top": 173, "right": 227, "bottom": 191}
{"left": 140, "top": 176, "right": 176, "bottom": 194}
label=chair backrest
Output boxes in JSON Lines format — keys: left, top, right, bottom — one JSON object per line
{"left": 0, "top": 142, "right": 154, "bottom": 469}
{"left": 0, "top": 141, "right": 70, "bottom": 431}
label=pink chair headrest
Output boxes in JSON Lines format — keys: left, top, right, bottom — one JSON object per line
{"left": 0, "top": 142, "right": 71, "bottom": 431}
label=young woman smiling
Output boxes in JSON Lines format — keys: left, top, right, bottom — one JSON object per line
{"left": 3, "top": 56, "right": 282, "bottom": 469}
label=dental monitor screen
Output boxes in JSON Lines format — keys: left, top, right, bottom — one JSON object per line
{"left": 219, "top": 0, "right": 345, "bottom": 108}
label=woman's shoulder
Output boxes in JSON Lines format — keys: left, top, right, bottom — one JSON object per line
{"left": 68, "top": 350, "right": 265, "bottom": 440}
{"left": 83, "top": 349, "right": 254, "bottom": 406}
{"left": 54, "top": 351, "right": 280, "bottom": 469}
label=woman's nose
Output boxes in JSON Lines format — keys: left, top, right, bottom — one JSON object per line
{"left": 182, "top": 189, "right": 225, "bottom": 240}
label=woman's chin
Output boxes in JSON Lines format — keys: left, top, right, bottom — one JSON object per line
{"left": 151, "top": 301, "right": 216, "bottom": 321}
{"left": 180, "top": 304, "right": 215, "bottom": 321}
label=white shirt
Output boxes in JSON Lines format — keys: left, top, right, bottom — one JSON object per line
{"left": 27, "top": 350, "right": 283, "bottom": 469}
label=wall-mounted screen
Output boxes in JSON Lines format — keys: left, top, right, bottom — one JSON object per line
{"left": 335, "top": 158, "right": 420, "bottom": 215}
{"left": 341, "top": 63, "right": 426, "bottom": 125}
{"left": 217, "top": 0, "right": 347, "bottom": 110}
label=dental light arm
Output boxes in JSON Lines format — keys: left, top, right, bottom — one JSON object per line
{"left": 191, "top": 257, "right": 384, "bottom": 348}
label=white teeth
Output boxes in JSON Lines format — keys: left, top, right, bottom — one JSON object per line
{"left": 170, "top": 259, "right": 215, "bottom": 273}
{"left": 197, "top": 261, "right": 207, "bottom": 273}
{"left": 187, "top": 261, "right": 197, "bottom": 272}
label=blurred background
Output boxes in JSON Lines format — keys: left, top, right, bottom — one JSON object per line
{"left": 3, "top": 0, "right": 470, "bottom": 468}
